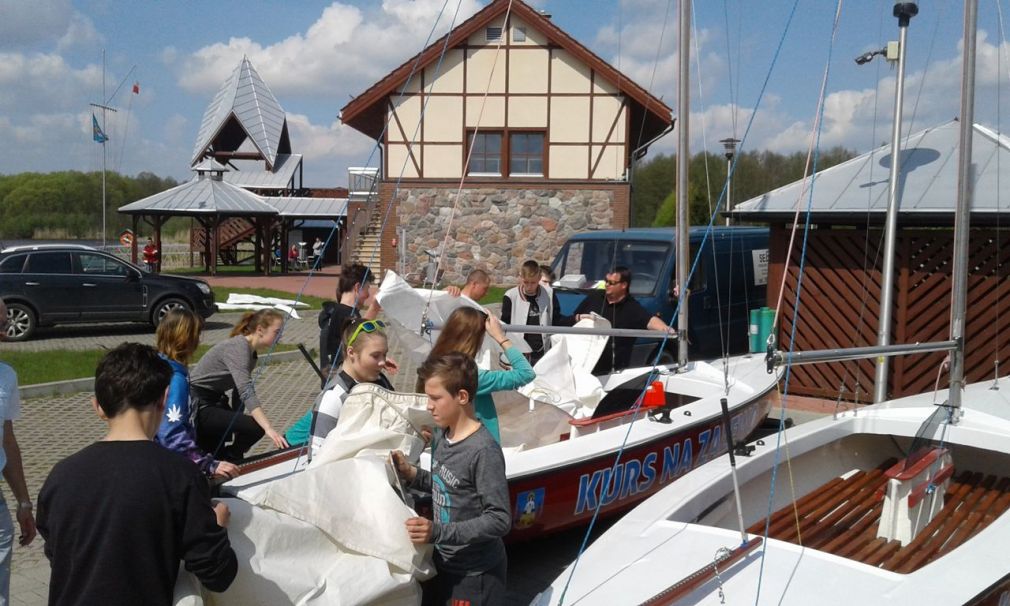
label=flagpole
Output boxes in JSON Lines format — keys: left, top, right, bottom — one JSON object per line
{"left": 89, "top": 49, "right": 117, "bottom": 250}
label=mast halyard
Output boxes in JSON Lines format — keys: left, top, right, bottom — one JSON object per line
{"left": 89, "top": 48, "right": 117, "bottom": 250}
{"left": 676, "top": 0, "right": 690, "bottom": 367}
{"left": 949, "top": 0, "right": 979, "bottom": 414}
{"left": 874, "top": 3, "right": 919, "bottom": 403}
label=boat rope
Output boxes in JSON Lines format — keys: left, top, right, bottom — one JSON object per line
{"left": 689, "top": 4, "right": 733, "bottom": 376}
{"left": 755, "top": 2, "right": 844, "bottom": 603}
{"left": 558, "top": 0, "right": 804, "bottom": 603}
{"left": 419, "top": 0, "right": 516, "bottom": 317}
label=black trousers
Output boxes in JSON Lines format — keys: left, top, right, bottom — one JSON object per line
{"left": 195, "top": 405, "right": 264, "bottom": 463}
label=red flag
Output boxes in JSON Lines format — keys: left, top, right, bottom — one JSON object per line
{"left": 132, "top": 81, "right": 140, "bottom": 94}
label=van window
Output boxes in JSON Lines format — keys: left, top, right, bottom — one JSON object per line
{"left": 25, "top": 252, "right": 72, "bottom": 274}
{"left": 554, "top": 239, "right": 669, "bottom": 296}
{"left": 0, "top": 254, "right": 27, "bottom": 274}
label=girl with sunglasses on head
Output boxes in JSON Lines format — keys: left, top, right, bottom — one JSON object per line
{"left": 154, "top": 309, "right": 240, "bottom": 480}
{"left": 422, "top": 307, "right": 535, "bottom": 443}
{"left": 285, "top": 318, "right": 395, "bottom": 455}
{"left": 190, "top": 309, "right": 290, "bottom": 462}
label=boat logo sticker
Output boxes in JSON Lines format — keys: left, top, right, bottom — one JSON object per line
{"left": 514, "top": 488, "right": 545, "bottom": 529}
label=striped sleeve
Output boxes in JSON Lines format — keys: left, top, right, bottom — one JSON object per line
{"left": 309, "top": 382, "right": 351, "bottom": 454}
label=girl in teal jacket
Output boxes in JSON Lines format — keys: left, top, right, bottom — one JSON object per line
{"left": 423, "top": 307, "right": 535, "bottom": 442}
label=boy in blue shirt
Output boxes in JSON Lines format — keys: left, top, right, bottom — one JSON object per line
{"left": 393, "top": 352, "right": 511, "bottom": 605}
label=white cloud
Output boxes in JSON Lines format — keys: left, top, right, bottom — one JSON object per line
{"left": 0, "top": 52, "right": 103, "bottom": 113}
{"left": 176, "top": 0, "right": 484, "bottom": 99}
{"left": 56, "top": 12, "right": 103, "bottom": 52}
{"left": 0, "top": 0, "right": 74, "bottom": 48}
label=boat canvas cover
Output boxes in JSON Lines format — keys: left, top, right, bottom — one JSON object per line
{"left": 174, "top": 384, "right": 435, "bottom": 605}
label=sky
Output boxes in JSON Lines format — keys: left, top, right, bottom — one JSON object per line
{"left": 0, "top": 0, "right": 1008, "bottom": 188}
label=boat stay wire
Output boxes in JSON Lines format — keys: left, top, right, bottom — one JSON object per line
{"left": 755, "top": 2, "right": 844, "bottom": 603}
{"left": 557, "top": 0, "right": 804, "bottom": 603}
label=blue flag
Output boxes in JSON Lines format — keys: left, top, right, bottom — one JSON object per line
{"left": 92, "top": 113, "right": 108, "bottom": 143}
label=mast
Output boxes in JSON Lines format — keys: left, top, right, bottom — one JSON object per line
{"left": 873, "top": 3, "right": 918, "bottom": 403}
{"left": 676, "top": 0, "right": 690, "bottom": 367}
{"left": 949, "top": 0, "right": 978, "bottom": 413}
{"left": 89, "top": 49, "right": 117, "bottom": 250}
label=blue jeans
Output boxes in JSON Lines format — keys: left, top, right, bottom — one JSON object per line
{"left": 0, "top": 495, "right": 12, "bottom": 606}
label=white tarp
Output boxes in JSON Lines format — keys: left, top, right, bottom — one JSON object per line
{"left": 175, "top": 384, "right": 435, "bottom": 606}
{"left": 375, "top": 271, "right": 528, "bottom": 366}
{"left": 215, "top": 293, "right": 310, "bottom": 319}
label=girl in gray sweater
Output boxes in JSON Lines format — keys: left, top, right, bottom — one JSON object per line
{"left": 191, "top": 309, "right": 290, "bottom": 461}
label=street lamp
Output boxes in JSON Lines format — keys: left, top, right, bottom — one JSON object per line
{"left": 720, "top": 137, "right": 740, "bottom": 225}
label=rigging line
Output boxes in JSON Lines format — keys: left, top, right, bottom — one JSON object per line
{"left": 632, "top": 0, "right": 674, "bottom": 152}
{"left": 322, "top": 0, "right": 462, "bottom": 383}
{"left": 721, "top": 0, "right": 738, "bottom": 138}
{"left": 559, "top": 2, "right": 806, "bottom": 604}
{"left": 422, "top": 0, "right": 516, "bottom": 314}
{"left": 840, "top": 5, "right": 888, "bottom": 406}
{"left": 211, "top": 2, "right": 456, "bottom": 462}
{"left": 902, "top": 0, "right": 947, "bottom": 141}
{"left": 104, "top": 64, "right": 137, "bottom": 107}
{"left": 116, "top": 85, "right": 136, "bottom": 174}
{"left": 755, "top": 2, "right": 844, "bottom": 603}
{"left": 690, "top": 2, "right": 731, "bottom": 365}
{"left": 994, "top": 0, "right": 1009, "bottom": 383}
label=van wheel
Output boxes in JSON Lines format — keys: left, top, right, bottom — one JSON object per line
{"left": 151, "top": 298, "right": 190, "bottom": 326}
{"left": 5, "top": 303, "right": 36, "bottom": 342}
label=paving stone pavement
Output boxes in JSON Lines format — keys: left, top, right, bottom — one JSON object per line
{"left": 2, "top": 303, "right": 584, "bottom": 605}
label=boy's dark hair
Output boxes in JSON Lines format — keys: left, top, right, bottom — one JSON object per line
{"left": 338, "top": 263, "right": 373, "bottom": 297}
{"left": 418, "top": 352, "right": 478, "bottom": 402}
{"left": 94, "top": 343, "right": 172, "bottom": 418}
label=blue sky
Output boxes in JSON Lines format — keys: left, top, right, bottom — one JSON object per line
{"left": 0, "top": 0, "right": 1007, "bottom": 187}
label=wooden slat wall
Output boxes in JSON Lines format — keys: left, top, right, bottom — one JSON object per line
{"left": 768, "top": 225, "right": 1010, "bottom": 401}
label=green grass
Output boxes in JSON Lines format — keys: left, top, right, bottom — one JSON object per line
{"left": 479, "top": 286, "right": 507, "bottom": 305}
{"left": 212, "top": 287, "right": 327, "bottom": 310}
{"left": 7, "top": 343, "right": 300, "bottom": 387}
{"left": 168, "top": 265, "right": 259, "bottom": 275}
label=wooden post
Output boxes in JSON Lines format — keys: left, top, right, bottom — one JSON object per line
{"left": 253, "top": 217, "right": 262, "bottom": 274}
{"left": 130, "top": 215, "right": 139, "bottom": 264}
{"left": 211, "top": 215, "right": 220, "bottom": 276}
{"left": 154, "top": 216, "right": 164, "bottom": 273}
{"left": 280, "top": 219, "right": 290, "bottom": 275}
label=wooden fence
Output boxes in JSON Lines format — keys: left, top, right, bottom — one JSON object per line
{"left": 768, "top": 225, "right": 1010, "bottom": 402}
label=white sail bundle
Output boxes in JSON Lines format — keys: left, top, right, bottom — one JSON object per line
{"left": 174, "top": 384, "right": 435, "bottom": 606}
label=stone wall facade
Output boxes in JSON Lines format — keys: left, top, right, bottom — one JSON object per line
{"left": 375, "top": 181, "right": 630, "bottom": 285}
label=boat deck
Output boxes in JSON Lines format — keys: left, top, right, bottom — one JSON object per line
{"left": 748, "top": 459, "right": 1010, "bottom": 574}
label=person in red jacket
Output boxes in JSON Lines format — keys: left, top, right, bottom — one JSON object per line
{"left": 142, "top": 238, "right": 159, "bottom": 272}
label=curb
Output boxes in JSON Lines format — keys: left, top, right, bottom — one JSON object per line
{"left": 19, "top": 349, "right": 310, "bottom": 400}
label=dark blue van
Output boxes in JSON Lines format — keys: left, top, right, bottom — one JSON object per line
{"left": 550, "top": 226, "right": 769, "bottom": 364}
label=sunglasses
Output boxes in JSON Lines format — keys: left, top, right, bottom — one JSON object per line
{"left": 347, "top": 319, "right": 387, "bottom": 348}
{"left": 604, "top": 279, "right": 624, "bottom": 286}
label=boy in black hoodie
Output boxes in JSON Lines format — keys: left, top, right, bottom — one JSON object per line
{"left": 38, "top": 343, "right": 237, "bottom": 606}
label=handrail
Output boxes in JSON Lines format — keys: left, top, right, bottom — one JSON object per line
{"left": 636, "top": 536, "right": 763, "bottom": 606}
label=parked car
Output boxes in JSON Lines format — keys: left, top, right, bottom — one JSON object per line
{"left": 0, "top": 244, "right": 216, "bottom": 341}
{"left": 550, "top": 226, "right": 769, "bottom": 363}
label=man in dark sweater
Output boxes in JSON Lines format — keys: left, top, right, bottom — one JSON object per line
{"left": 37, "top": 343, "right": 237, "bottom": 606}
{"left": 393, "top": 352, "right": 511, "bottom": 606}
{"left": 573, "top": 266, "right": 676, "bottom": 374}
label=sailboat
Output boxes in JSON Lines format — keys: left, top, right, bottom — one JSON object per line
{"left": 534, "top": 2, "right": 1010, "bottom": 604}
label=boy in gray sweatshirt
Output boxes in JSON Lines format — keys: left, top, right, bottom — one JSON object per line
{"left": 393, "top": 352, "right": 511, "bottom": 606}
